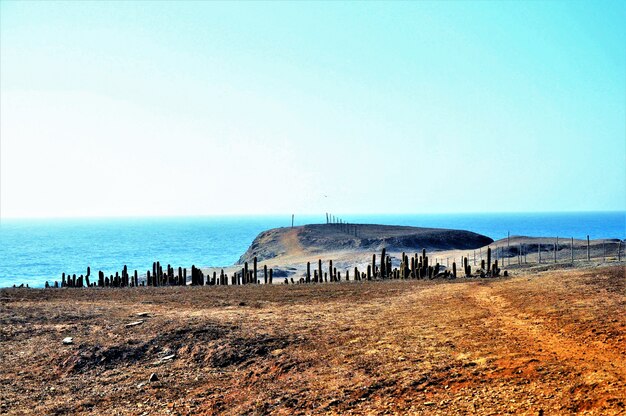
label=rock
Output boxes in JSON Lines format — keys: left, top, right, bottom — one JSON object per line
{"left": 149, "top": 373, "right": 158, "bottom": 382}
{"left": 136, "top": 312, "right": 150, "bottom": 317}
{"left": 125, "top": 320, "right": 144, "bottom": 327}
{"left": 62, "top": 337, "right": 73, "bottom": 345}
{"left": 271, "top": 269, "right": 290, "bottom": 278}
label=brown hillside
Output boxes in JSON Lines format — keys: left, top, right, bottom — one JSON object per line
{"left": 238, "top": 223, "right": 493, "bottom": 264}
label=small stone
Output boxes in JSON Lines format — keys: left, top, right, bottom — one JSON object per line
{"left": 62, "top": 337, "right": 73, "bottom": 345}
{"left": 149, "top": 373, "right": 159, "bottom": 382}
{"left": 424, "top": 402, "right": 435, "bottom": 406}
{"left": 126, "top": 320, "right": 144, "bottom": 328}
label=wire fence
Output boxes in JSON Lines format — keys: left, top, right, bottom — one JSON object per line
{"left": 441, "top": 237, "right": 624, "bottom": 268}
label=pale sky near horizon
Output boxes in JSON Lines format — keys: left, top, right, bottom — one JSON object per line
{"left": 1, "top": 1, "right": 625, "bottom": 218}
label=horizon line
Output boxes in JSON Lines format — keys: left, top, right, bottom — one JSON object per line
{"left": 1, "top": 209, "right": 625, "bottom": 222}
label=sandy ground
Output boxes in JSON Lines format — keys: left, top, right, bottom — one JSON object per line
{"left": 1, "top": 264, "right": 624, "bottom": 415}
{"left": 215, "top": 232, "right": 623, "bottom": 284}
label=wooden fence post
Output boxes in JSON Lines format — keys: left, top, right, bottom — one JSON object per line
{"left": 571, "top": 237, "right": 574, "bottom": 263}
{"left": 587, "top": 235, "right": 590, "bottom": 261}
{"left": 507, "top": 231, "right": 510, "bottom": 266}
{"left": 538, "top": 243, "right": 541, "bottom": 264}
{"left": 554, "top": 237, "right": 557, "bottom": 263}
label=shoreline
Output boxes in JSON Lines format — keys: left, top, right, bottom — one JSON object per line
{"left": 5, "top": 234, "right": 624, "bottom": 289}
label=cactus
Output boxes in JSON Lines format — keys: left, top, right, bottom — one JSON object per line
{"left": 372, "top": 254, "right": 376, "bottom": 278}
{"left": 254, "top": 257, "right": 258, "bottom": 283}
{"left": 329, "top": 260, "right": 333, "bottom": 282}
{"left": 306, "top": 262, "right": 311, "bottom": 283}
{"left": 318, "top": 259, "right": 322, "bottom": 284}
{"left": 487, "top": 247, "right": 492, "bottom": 274}
{"left": 381, "top": 248, "right": 386, "bottom": 278}
{"left": 452, "top": 262, "right": 457, "bottom": 278}
{"left": 269, "top": 268, "right": 273, "bottom": 284}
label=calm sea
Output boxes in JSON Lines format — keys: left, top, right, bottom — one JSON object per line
{"left": 1, "top": 212, "right": 624, "bottom": 288}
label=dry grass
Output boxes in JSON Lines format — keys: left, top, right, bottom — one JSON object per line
{"left": 1, "top": 265, "right": 625, "bottom": 415}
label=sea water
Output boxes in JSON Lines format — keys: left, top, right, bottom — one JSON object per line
{"left": 1, "top": 212, "right": 624, "bottom": 288}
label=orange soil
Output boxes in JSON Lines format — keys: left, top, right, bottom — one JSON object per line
{"left": 1, "top": 265, "right": 624, "bottom": 415}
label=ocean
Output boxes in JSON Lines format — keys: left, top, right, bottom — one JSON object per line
{"left": 1, "top": 212, "right": 624, "bottom": 288}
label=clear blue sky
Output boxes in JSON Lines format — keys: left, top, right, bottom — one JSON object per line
{"left": 1, "top": 1, "right": 625, "bottom": 218}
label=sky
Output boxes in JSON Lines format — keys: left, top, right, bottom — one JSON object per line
{"left": 1, "top": 1, "right": 625, "bottom": 218}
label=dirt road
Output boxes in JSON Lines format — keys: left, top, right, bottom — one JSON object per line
{"left": 1, "top": 265, "right": 624, "bottom": 415}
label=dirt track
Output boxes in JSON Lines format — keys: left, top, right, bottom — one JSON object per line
{"left": 1, "top": 265, "right": 624, "bottom": 415}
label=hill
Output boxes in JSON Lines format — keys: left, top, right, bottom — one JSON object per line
{"left": 238, "top": 223, "right": 493, "bottom": 264}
